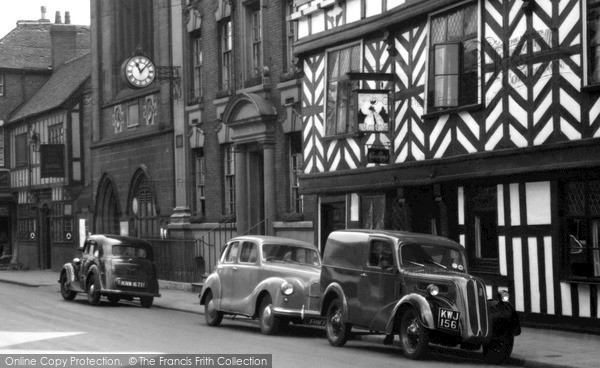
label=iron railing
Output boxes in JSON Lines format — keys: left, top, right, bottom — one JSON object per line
{"left": 148, "top": 238, "right": 200, "bottom": 283}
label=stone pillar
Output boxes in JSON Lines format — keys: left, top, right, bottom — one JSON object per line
{"left": 263, "top": 144, "right": 276, "bottom": 235}
{"left": 235, "top": 148, "right": 249, "bottom": 234}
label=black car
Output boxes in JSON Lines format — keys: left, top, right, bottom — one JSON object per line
{"left": 320, "top": 230, "right": 521, "bottom": 364}
{"left": 59, "top": 234, "right": 160, "bottom": 308}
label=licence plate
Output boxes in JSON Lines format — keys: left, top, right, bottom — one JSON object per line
{"left": 305, "top": 317, "right": 325, "bottom": 327}
{"left": 438, "top": 308, "right": 460, "bottom": 331}
{"left": 117, "top": 280, "right": 146, "bottom": 288}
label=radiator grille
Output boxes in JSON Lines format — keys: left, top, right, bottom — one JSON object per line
{"left": 465, "top": 279, "right": 489, "bottom": 337}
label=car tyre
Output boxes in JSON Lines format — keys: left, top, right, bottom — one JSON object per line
{"left": 86, "top": 272, "right": 102, "bottom": 306}
{"left": 399, "top": 307, "right": 429, "bottom": 360}
{"left": 204, "top": 291, "right": 223, "bottom": 327}
{"left": 259, "top": 294, "right": 283, "bottom": 335}
{"left": 59, "top": 272, "right": 77, "bottom": 301}
{"left": 483, "top": 332, "right": 514, "bottom": 365}
{"left": 107, "top": 295, "right": 120, "bottom": 306}
{"left": 326, "top": 298, "right": 351, "bottom": 347}
{"left": 140, "top": 296, "right": 154, "bottom": 308}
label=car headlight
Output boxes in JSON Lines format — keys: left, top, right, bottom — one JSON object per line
{"left": 427, "top": 284, "right": 439, "bottom": 297}
{"left": 498, "top": 290, "right": 510, "bottom": 303}
{"left": 281, "top": 281, "right": 294, "bottom": 296}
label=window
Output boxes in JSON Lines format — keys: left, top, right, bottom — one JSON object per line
{"left": 467, "top": 185, "right": 499, "bottom": 273}
{"left": 17, "top": 206, "right": 36, "bottom": 241}
{"left": 325, "top": 44, "right": 361, "bottom": 136}
{"left": 51, "top": 203, "right": 72, "bottom": 242}
{"left": 285, "top": 1, "right": 296, "bottom": 72}
{"left": 251, "top": 7, "right": 262, "bottom": 77}
{"left": 0, "top": 74, "right": 4, "bottom": 96}
{"left": 428, "top": 2, "right": 478, "bottom": 109}
{"left": 220, "top": 19, "right": 233, "bottom": 91}
{"left": 362, "top": 195, "right": 386, "bottom": 230}
{"left": 562, "top": 180, "right": 600, "bottom": 279}
{"left": 195, "top": 151, "right": 206, "bottom": 217}
{"left": 48, "top": 124, "right": 64, "bottom": 144}
{"left": 587, "top": 0, "right": 600, "bottom": 85}
{"left": 191, "top": 34, "right": 203, "bottom": 100}
{"left": 224, "top": 145, "right": 236, "bottom": 216}
{"left": 131, "top": 178, "right": 158, "bottom": 238}
{"left": 239, "top": 242, "right": 258, "bottom": 263}
{"left": 224, "top": 241, "right": 240, "bottom": 263}
{"left": 368, "top": 240, "right": 394, "bottom": 268}
{"left": 289, "top": 132, "right": 303, "bottom": 213}
{"left": 15, "top": 133, "right": 28, "bottom": 167}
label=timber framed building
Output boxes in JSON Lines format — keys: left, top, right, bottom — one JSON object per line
{"left": 293, "top": 0, "right": 600, "bottom": 331}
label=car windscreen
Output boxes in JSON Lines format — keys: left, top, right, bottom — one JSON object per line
{"left": 110, "top": 244, "right": 153, "bottom": 260}
{"left": 400, "top": 243, "right": 466, "bottom": 272}
{"left": 262, "top": 244, "right": 320, "bottom": 266}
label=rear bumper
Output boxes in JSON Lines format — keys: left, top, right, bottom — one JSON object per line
{"left": 102, "top": 289, "right": 161, "bottom": 298}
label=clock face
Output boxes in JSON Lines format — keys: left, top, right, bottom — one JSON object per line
{"left": 124, "top": 56, "right": 156, "bottom": 88}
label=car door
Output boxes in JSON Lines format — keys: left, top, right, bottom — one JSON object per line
{"left": 78, "top": 240, "right": 98, "bottom": 288}
{"left": 358, "top": 237, "right": 400, "bottom": 330}
{"left": 218, "top": 241, "right": 239, "bottom": 311}
{"left": 229, "top": 241, "right": 259, "bottom": 315}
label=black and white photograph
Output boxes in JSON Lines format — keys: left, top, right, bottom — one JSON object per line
{"left": 0, "top": 1, "right": 599, "bottom": 367}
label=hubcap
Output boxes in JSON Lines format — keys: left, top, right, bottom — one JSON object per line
{"left": 262, "top": 304, "right": 273, "bottom": 326}
{"left": 330, "top": 308, "right": 343, "bottom": 337}
{"left": 405, "top": 317, "right": 421, "bottom": 350}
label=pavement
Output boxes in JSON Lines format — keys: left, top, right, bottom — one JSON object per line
{"left": 1, "top": 269, "right": 599, "bottom": 368}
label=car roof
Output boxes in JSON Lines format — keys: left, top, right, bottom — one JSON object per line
{"left": 87, "top": 234, "right": 153, "bottom": 247}
{"left": 228, "top": 235, "right": 317, "bottom": 249}
{"left": 330, "top": 229, "right": 463, "bottom": 250}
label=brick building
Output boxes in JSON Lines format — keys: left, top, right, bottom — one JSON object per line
{"left": 90, "top": 0, "right": 178, "bottom": 238}
{"left": 292, "top": 0, "right": 600, "bottom": 332}
{"left": 0, "top": 9, "right": 91, "bottom": 270}
{"left": 170, "top": 0, "right": 313, "bottom": 249}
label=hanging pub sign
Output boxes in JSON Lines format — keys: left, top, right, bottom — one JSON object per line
{"left": 357, "top": 90, "right": 390, "bottom": 132}
{"left": 40, "top": 144, "right": 65, "bottom": 178}
{"left": 367, "top": 147, "right": 390, "bottom": 164}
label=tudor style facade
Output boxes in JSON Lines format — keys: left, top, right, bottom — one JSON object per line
{"left": 293, "top": 0, "right": 600, "bottom": 331}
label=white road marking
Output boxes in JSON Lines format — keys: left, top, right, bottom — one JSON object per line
{"left": 0, "top": 332, "right": 84, "bottom": 348}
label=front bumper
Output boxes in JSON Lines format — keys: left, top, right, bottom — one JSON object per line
{"left": 273, "top": 305, "right": 321, "bottom": 320}
{"left": 102, "top": 289, "right": 161, "bottom": 298}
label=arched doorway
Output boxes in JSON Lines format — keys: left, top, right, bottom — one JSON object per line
{"left": 220, "top": 93, "right": 277, "bottom": 235}
{"left": 128, "top": 167, "right": 160, "bottom": 238}
{"left": 95, "top": 174, "right": 121, "bottom": 235}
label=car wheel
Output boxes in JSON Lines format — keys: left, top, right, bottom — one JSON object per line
{"left": 86, "top": 273, "right": 101, "bottom": 306}
{"left": 325, "top": 298, "right": 351, "bottom": 347}
{"left": 259, "top": 294, "right": 283, "bottom": 335}
{"left": 59, "top": 272, "right": 77, "bottom": 301}
{"left": 399, "top": 307, "right": 429, "bottom": 360}
{"left": 483, "top": 333, "right": 514, "bottom": 365}
{"left": 204, "top": 291, "right": 223, "bottom": 327}
{"left": 140, "top": 296, "right": 154, "bottom": 308}
{"left": 107, "top": 295, "right": 120, "bottom": 306}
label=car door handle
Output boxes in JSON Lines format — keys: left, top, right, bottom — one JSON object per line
{"left": 360, "top": 273, "right": 367, "bottom": 277}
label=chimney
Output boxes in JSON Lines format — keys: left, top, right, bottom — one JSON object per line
{"left": 65, "top": 11, "right": 71, "bottom": 24}
{"left": 50, "top": 16, "right": 77, "bottom": 69}
{"left": 55, "top": 11, "right": 62, "bottom": 24}
{"left": 41, "top": 6, "right": 47, "bottom": 21}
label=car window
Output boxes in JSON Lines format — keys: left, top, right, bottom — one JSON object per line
{"left": 112, "top": 245, "right": 148, "bottom": 258}
{"left": 224, "top": 242, "right": 240, "bottom": 263}
{"left": 262, "top": 244, "right": 320, "bottom": 266}
{"left": 239, "top": 242, "right": 258, "bottom": 263}
{"left": 400, "top": 243, "right": 466, "bottom": 272}
{"left": 368, "top": 240, "right": 395, "bottom": 268}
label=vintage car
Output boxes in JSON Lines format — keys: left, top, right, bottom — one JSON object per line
{"left": 59, "top": 234, "right": 160, "bottom": 308}
{"left": 320, "top": 230, "right": 521, "bottom": 365}
{"left": 199, "top": 235, "right": 322, "bottom": 335}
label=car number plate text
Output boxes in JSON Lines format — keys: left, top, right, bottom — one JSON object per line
{"left": 117, "top": 280, "right": 146, "bottom": 288}
{"left": 438, "top": 308, "right": 460, "bottom": 331}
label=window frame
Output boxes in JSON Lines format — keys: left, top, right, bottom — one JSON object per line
{"left": 15, "top": 133, "right": 28, "bottom": 168}
{"left": 426, "top": 1, "right": 480, "bottom": 112}
{"left": 324, "top": 42, "right": 362, "bottom": 137}
{"left": 191, "top": 33, "right": 203, "bottom": 101}
{"left": 289, "top": 132, "right": 303, "bottom": 213}
{"left": 561, "top": 179, "right": 600, "bottom": 281}
{"left": 223, "top": 145, "right": 236, "bottom": 216}
{"left": 0, "top": 74, "right": 4, "bottom": 96}
{"left": 285, "top": 0, "right": 296, "bottom": 73}
{"left": 195, "top": 150, "right": 206, "bottom": 218}
{"left": 465, "top": 184, "right": 500, "bottom": 274}
{"left": 584, "top": 0, "right": 600, "bottom": 87}
{"left": 220, "top": 18, "right": 233, "bottom": 92}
